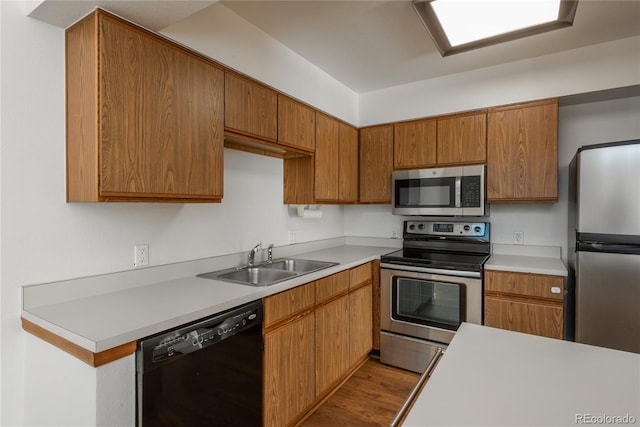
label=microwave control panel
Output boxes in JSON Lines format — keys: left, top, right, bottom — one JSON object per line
{"left": 461, "top": 176, "right": 481, "bottom": 207}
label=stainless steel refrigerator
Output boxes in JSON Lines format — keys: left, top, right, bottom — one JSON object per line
{"left": 568, "top": 139, "right": 640, "bottom": 354}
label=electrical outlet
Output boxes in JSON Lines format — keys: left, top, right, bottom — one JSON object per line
{"left": 134, "top": 244, "right": 149, "bottom": 267}
{"left": 288, "top": 231, "right": 297, "bottom": 244}
{"left": 392, "top": 228, "right": 401, "bottom": 239}
{"left": 513, "top": 232, "right": 524, "bottom": 245}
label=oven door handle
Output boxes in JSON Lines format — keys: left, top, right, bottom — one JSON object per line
{"left": 380, "top": 263, "right": 481, "bottom": 278}
{"left": 389, "top": 347, "right": 444, "bottom": 427}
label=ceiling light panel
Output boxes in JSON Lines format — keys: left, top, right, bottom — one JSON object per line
{"left": 413, "top": 0, "right": 578, "bottom": 56}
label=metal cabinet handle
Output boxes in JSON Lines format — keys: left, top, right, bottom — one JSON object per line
{"left": 389, "top": 347, "right": 444, "bottom": 427}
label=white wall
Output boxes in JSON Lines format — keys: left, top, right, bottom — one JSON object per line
{"left": 359, "top": 36, "right": 640, "bottom": 126}
{"left": 345, "top": 95, "right": 640, "bottom": 262}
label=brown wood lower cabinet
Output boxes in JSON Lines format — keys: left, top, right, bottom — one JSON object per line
{"left": 315, "top": 296, "right": 350, "bottom": 397}
{"left": 263, "top": 262, "right": 374, "bottom": 427}
{"left": 264, "top": 313, "right": 316, "bottom": 427}
{"left": 484, "top": 270, "right": 564, "bottom": 339}
{"left": 484, "top": 296, "right": 563, "bottom": 339}
{"left": 349, "top": 283, "right": 373, "bottom": 366}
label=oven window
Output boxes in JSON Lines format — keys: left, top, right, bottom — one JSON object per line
{"left": 392, "top": 277, "right": 466, "bottom": 331}
{"left": 395, "top": 177, "right": 455, "bottom": 208}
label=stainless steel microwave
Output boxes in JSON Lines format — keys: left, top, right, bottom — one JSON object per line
{"left": 392, "top": 165, "right": 485, "bottom": 216}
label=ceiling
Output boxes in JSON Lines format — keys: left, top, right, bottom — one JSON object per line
{"left": 29, "top": 0, "right": 640, "bottom": 94}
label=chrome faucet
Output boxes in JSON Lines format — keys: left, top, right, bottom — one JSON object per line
{"left": 267, "top": 244, "right": 274, "bottom": 263}
{"left": 248, "top": 242, "right": 262, "bottom": 267}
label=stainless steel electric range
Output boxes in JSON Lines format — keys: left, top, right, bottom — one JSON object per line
{"left": 380, "top": 220, "right": 490, "bottom": 373}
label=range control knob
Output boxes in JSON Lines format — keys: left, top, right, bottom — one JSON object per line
{"left": 418, "top": 224, "right": 425, "bottom": 230}
{"left": 463, "top": 225, "right": 471, "bottom": 231}
{"left": 474, "top": 226, "right": 482, "bottom": 233}
{"left": 409, "top": 224, "right": 415, "bottom": 230}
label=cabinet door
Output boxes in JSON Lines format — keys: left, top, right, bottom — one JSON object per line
{"left": 338, "top": 122, "right": 359, "bottom": 203}
{"left": 278, "top": 95, "right": 316, "bottom": 152}
{"left": 484, "top": 296, "right": 563, "bottom": 339}
{"left": 359, "top": 125, "right": 394, "bottom": 203}
{"left": 487, "top": 99, "right": 558, "bottom": 202}
{"left": 98, "top": 13, "right": 224, "bottom": 200}
{"left": 264, "top": 314, "right": 316, "bottom": 427}
{"left": 437, "top": 112, "right": 486, "bottom": 165}
{"left": 315, "top": 112, "right": 340, "bottom": 201}
{"left": 394, "top": 119, "right": 437, "bottom": 169}
{"left": 349, "top": 283, "right": 373, "bottom": 366}
{"left": 315, "top": 296, "right": 350, "bottom": 398}
{"left": 224, "top": 72, "right": 277, "bottom": 141}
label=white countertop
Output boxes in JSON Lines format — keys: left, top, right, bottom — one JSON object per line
{"left": 485, "top": 244, "right": 568, "bottom": 276}
{"left": 22, "top": 244, "right": 396, "bottom": 353}
{"left": 404, "top": 323, "right": 640, "bottom": 426}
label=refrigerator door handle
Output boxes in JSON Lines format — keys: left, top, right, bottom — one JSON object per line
{"left": 577, "top": 242, "right": 640, "bottom": 255}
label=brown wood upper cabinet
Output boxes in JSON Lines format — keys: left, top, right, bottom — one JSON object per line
{"left": 359, "top": 124, "right": 394, "bottom": 204}
{"left": 338, "top": 122, "right": 359, "bottom": 203}
{"left": 315, "top": 112, "right": 340, "bottom": 201}
{"left": 394, "top": 118, "right": 437, "bottom": 169}
{"left": 436, "top": 111, "right": 487, "bottom": 166}
{"left": 66, "top": 9, "right": 224, "bottom": 202}
{"left": 315, "top": 113, "right": 359, "bottom": 203}
{"left": 487, "top": 99, "right": 558, "bottom": 202}
{"left": 224, "top": 72, "right": 278, "bottom": 142}
{"left": 393, "top": 112, "right": 486, "bottom": 170}
{"left": 278, "top": 95, "right": 316, "bottom": 152}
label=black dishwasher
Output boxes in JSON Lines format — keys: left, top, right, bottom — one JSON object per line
{"left": 136, "top": 300, "right": 263, "bottom": 426}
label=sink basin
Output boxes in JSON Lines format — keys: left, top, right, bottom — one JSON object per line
{"left": 198, "top": 258, "right": 338, "bottom": 287}
{"left": 198, "top": 267, "right": 297, "bottom": 286}
{"left": 263, "top": 258, "right": 338, "bottom": 274}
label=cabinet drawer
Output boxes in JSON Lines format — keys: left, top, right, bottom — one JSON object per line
{"left": 349, "top": 262, "right": 372, "bottom": 290}
{"left": 264, "top": 281, "right": 316, "bottom": 328}
{"left": 316, "top": 270, "right": 349, "bottom": 305}
{"left": 485, "top": 270, "right": 564, "bottom": 301}
{"left": 484, "top": 295, "right": 563, "bottom": 339}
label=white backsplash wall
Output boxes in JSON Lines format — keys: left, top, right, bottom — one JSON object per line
{"left": 344, "top": 205, "right": 404, "bottom": 239}
{"left": 345, "top": 95, "right": 640, "bottom": 262}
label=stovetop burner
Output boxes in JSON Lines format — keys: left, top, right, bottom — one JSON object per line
{"left": 381, "top": 249, "right": 490, "bottom": 272}
{"left": 380, "top": 220, "right": 491, "bottom": 273}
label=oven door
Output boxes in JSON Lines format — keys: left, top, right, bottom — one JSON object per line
{"left": 381, "top": 266, "right": 482, "bottom": 344}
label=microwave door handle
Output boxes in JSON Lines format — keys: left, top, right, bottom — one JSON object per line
{"left": 455, "top": 176, "right": 461, "bottom": 208}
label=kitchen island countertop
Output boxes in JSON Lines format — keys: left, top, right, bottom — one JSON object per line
{"left": 403, "top": 323, "right": 640, "bottom": 426}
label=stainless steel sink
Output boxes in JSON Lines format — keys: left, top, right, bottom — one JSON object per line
{"left": 263, "top": 258, "right": 338, "bottom": 274}
{"left": 198, "top": 258, "right": 338, "bottom": 287}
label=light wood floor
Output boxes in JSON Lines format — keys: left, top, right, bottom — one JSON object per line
{"left": 301, "top": 358, "right": 420, "bottom": 427}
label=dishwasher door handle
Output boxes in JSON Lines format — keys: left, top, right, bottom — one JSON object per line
{"left": 389, "top": 347, "right": 444, "bottom": 427}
